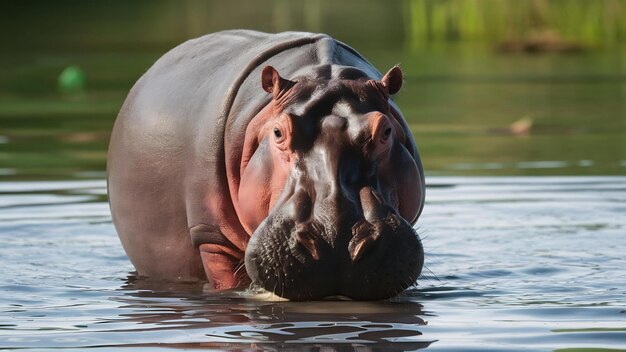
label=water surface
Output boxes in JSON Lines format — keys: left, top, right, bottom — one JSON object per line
{"left": 1, "top": 2, "right": 625, "bottom": 350}
{"left": 1, "top": 177, "right": 624, "bottom": 351}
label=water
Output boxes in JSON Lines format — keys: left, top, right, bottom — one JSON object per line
{"left": 1, "top": 2, "right": 625, "bottom": 350}
{"left": 1, "top": 4, "right": 625, "bottom": 179}
{"left": 1, "top": 176, "right": 625, "bottom": 351}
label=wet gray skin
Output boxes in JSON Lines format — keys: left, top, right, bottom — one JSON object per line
{"left": 244, "top": 78, "right": 424, "bottom": 301}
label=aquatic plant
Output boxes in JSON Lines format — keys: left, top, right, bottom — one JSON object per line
{"left": 404, "top": 0, "right": 626, "bottom": 48}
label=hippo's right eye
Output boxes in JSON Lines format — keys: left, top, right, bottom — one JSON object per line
{"left": 273, "top": 127, "right": 283, "bottom": 139}
{"left": 271, "top": 116, "right": 292, "bottom": 150}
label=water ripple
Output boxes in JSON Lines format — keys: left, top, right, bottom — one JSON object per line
{"left": 1, "top": 177, "right": 625, "bottom": 351}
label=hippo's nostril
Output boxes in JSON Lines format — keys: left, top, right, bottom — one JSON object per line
{"left": 350, "top": 187, "right": 405, "bottom": 263}
{"left": 360, "top": 187, "right": 389, "bottom": 223}
{"left": 349, "top": 220, "right": 381, "bottom": 262}
{"left": 293, "top": 224, "right": 320, "bottom": 261}
{"left": 350, "top": 233, "right": 378, "bottom": 262}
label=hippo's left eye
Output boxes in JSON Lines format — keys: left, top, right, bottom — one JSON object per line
{"left": 382, "top": 127, "right": 392, "bottom": 140}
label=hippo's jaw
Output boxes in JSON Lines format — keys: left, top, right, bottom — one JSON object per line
{"left": 244, "top": 184, "right": 424, "bottom": 301}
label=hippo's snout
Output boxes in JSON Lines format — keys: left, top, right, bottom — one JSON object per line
{"left": 341, "top": 187, "right": 424, "bottom": 300}
{"left": 244, "top": 186, "right": 424, "bottom": 301}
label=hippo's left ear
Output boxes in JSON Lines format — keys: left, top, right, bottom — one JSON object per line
{"left": 262, "top": 66, "right": 295, "bottom": 100}
{"left": 381, "top": 66, "right": 403, "bottom": 95}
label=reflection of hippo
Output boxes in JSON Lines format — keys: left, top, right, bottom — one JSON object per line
{"left": 115, "top": 277, "right": 431, "bottom": 350}
{"left": 107, "top": 30, "right": 425, "bottom": 300}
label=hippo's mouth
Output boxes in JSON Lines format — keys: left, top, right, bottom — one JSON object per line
{"left": 244, "top": 200, "right": 424, "bottom": 301}
{"left": 244, "top": 215, "right": 335, "bottom": 300}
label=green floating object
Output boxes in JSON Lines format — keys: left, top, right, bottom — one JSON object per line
{"left": 58, "top": 66, "right": 85, "bottom": 93}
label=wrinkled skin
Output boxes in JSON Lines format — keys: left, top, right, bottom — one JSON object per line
{"left": 241, "top": 67, "right": 424, "bottom": 300}
{"left": 108, "top": 30, "right": 424, "bottom": 301}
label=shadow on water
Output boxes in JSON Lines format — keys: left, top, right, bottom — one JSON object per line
{"left": 107, "top": 274, "right": 436, "bottom": 350}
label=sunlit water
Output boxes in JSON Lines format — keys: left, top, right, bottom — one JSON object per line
{"left": 1, "top": 176, "right": 625, "bottom": 351}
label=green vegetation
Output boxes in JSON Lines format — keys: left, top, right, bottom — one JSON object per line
{"left": 405, "top": 0, "right": 626, "bottom": 47}
{"left": 0, "top": 1, "right": 624, "bottom": 179}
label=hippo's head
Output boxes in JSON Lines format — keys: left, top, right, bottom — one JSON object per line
{"left": 237, "top": 65, "right": 424, "bottom": 300}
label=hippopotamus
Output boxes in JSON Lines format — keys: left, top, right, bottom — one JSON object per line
{"left": 107, "top": 30, "right": 425, "bottom": 300}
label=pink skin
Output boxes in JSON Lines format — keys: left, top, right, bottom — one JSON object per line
{"left": 199, "top": 66, "right": 422, "bottom": 290}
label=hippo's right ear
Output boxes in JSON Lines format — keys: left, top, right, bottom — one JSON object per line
{"left": 262, "top": 66, "right": 295, "bottom": 100}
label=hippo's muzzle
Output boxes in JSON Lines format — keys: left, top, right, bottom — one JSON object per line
{"left": 244, "top": 185, "right": 424, "bottom": 301}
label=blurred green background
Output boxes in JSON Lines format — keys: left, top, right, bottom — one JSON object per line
{"left": 0, "top": 0, "right": 624, "bottom": 180}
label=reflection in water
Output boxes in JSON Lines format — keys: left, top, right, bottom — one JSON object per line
{"left": 111, "top": 275, "right": 432, "bottom": 350}
{"left": 1, "top": 178, "right": 625, "bottom": 351}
